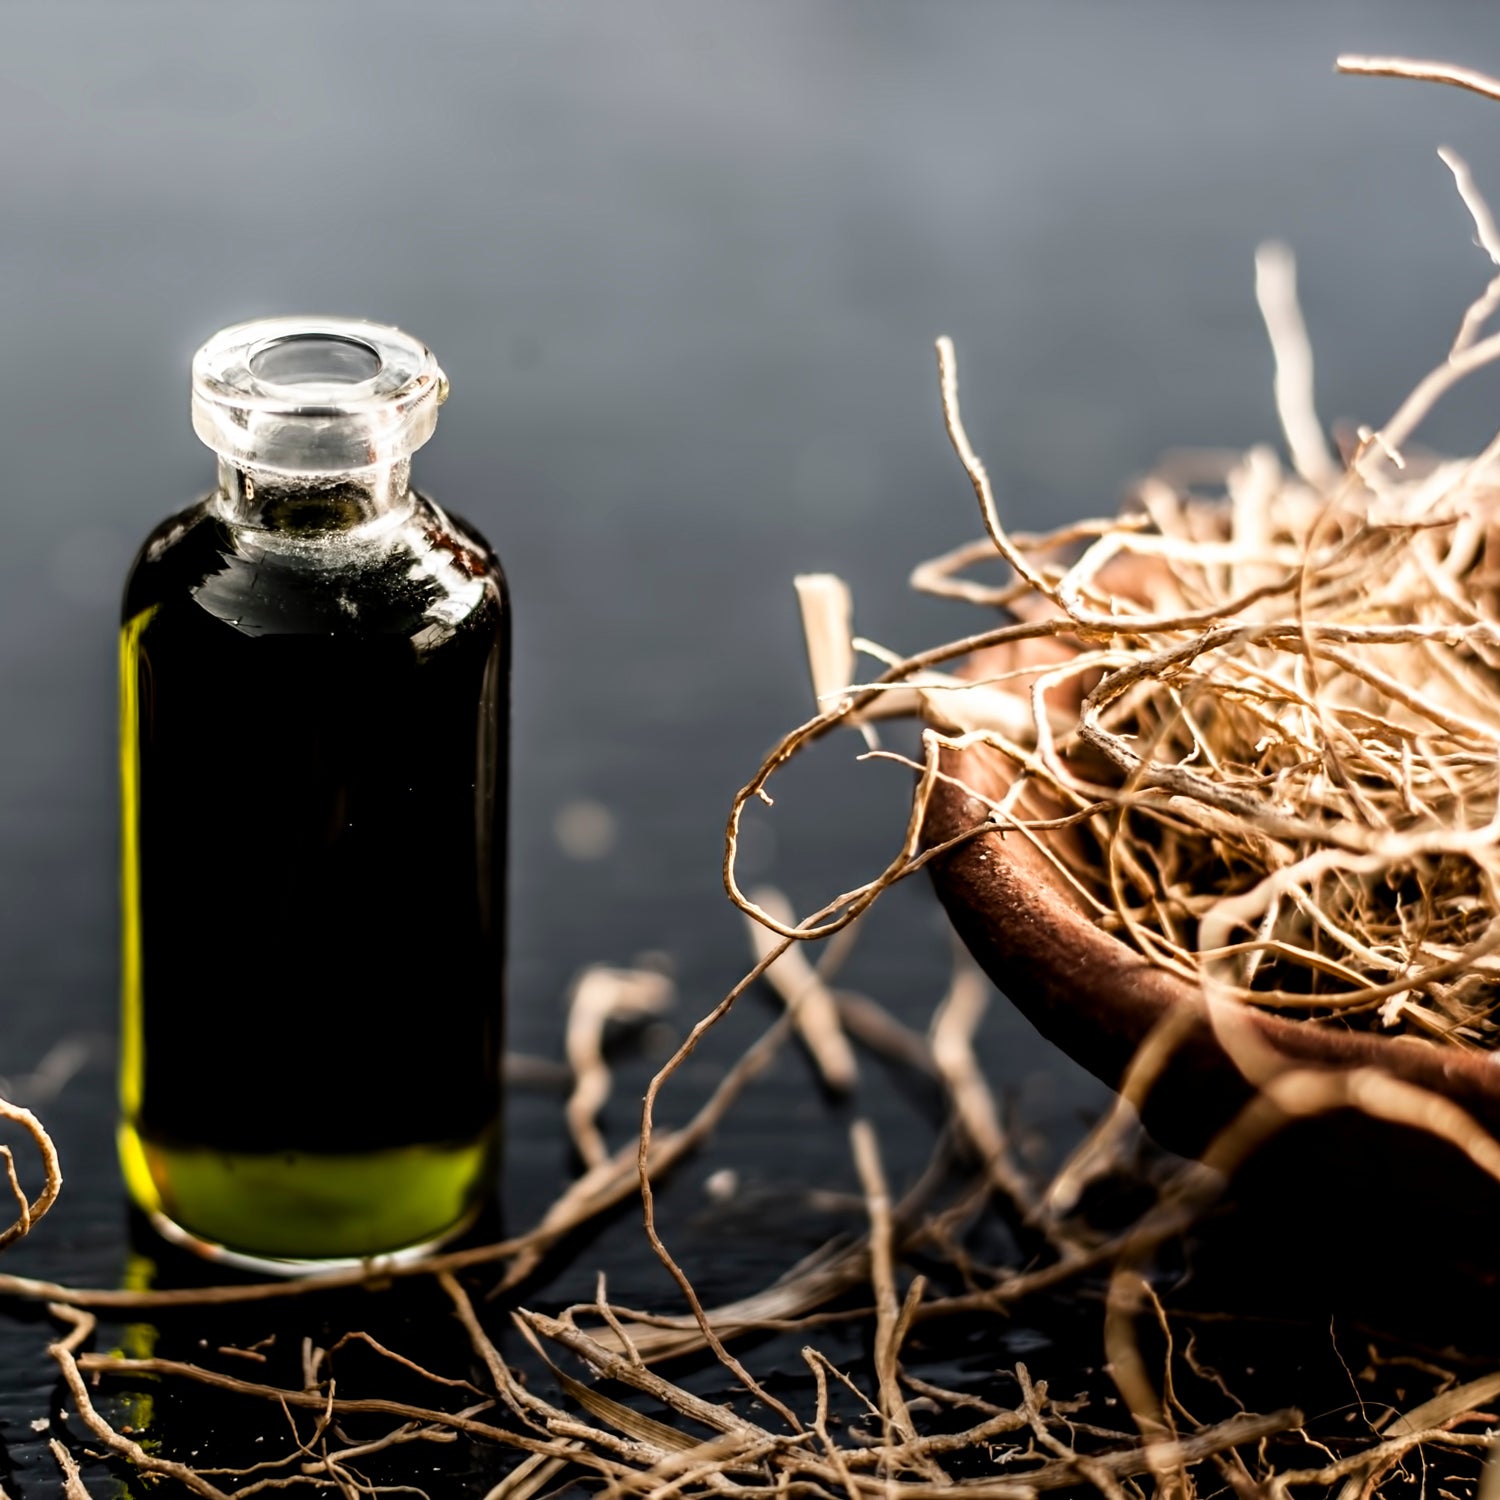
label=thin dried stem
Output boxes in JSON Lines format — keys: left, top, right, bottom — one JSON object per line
{"left": 848, "top": 1121, "right": 922, "bottom": 1467}
{"left": 927, "top": 950, "right": 1036, "bottom": 1215}
{"left": 1254, "top": 242, "right": 1339, "bottom": 486}
{"left": 565, "top": 966, "right": 675, "bottom": 1169}
{"left": 1337, "top": 54, "right": 1500, "bottom": 104}
{"left": 0, "top": 1096, "right": 61, "bottom": 1252}
{"left": 49, "top": 1439, "right": 93, "bottom": 1500}
{"left": 743, "top": 887, "right": 858, "bottom": 1092}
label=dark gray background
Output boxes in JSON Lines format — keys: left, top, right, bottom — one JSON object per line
{"left": 2, "top": 0, "right": 1500, "bottom": 1487}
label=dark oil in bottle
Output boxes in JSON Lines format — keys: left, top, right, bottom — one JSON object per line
{"left": 119, "top": 320, "right": 508, "bottom": 1264}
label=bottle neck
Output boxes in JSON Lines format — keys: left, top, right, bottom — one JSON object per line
{"left": 214, "top": 457, "right": 414, "bottom": 534}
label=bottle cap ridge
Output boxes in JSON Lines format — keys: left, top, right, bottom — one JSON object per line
{"left": 191, "top": 316, "right": 447, "bottom": 475}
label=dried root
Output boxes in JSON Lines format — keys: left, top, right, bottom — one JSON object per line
{"left": 730, "top": 134, "right": 1500, "bottom": 1050}
{"left": 0, "top": 1093, "right": 60, "bottom": 1254}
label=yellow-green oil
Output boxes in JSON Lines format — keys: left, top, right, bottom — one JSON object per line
{"left": 115, "top": 1120, "right": 493, "bottom": 1259}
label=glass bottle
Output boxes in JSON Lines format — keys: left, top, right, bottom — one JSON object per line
{"left": 118, "top": 318, "right": 508, "bottom": 1269}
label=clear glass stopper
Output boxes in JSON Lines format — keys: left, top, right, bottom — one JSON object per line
{"left": 191, "top": 316, "right": 448, "bottom": 475}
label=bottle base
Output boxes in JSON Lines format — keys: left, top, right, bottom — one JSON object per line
{"left": 119, "top": 1121, "right": 497, "bottom": 1267}
{"left": 141, "top": 1199, "right": 481, "bottom": 1278}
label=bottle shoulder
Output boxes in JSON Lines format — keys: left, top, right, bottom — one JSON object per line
{"left": 124, "top": 494, "right": 508, "bottom": 649}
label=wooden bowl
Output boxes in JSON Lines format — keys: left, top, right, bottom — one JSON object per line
{"left": 922, "top": 645, "right": 1500, "bottom": 1297}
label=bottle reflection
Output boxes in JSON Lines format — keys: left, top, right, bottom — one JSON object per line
{"left": 91, "top": 1207, "right": 506, "bottom": 1499}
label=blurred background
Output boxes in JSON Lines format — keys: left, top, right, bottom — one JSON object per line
{"left": 5, "top": 0, "right": 1500, "bottom": 1456}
